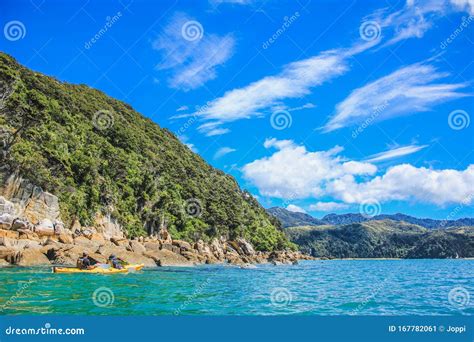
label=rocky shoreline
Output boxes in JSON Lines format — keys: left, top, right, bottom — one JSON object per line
{"left": 0, "top": 223, "right": 311, "bottom": 268}
{"left": 0, "top": 177, "right": 311, "bottom": 268}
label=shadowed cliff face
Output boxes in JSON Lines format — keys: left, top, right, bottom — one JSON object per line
{"left": 0, "top": 170, "right": 124, "bottom": 241}
{"left": 0, "top": 52, "right": 292, "bottom": 252}
{"left": 0, "top": 171, "right": 60, "bottom": 224}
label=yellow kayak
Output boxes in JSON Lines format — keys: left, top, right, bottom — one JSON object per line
{"left": 53, "top": 264, "right": 144, "bottom": 274}
{"left": 125, "top": 264, "right": 144, "bottom": 271}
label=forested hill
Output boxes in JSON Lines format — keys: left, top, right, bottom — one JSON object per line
{"left": 0, "top": 52, "right": 290, "bottom": 251}
{"left": 286, "top": 221, "right": 474, "bottom": 258}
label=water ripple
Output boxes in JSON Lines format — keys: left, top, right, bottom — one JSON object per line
{"left": 0, "top": 260, "right": 472, "bottom": 315}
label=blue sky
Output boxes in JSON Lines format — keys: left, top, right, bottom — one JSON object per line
{"left": 1, "top": 0, "right": 473, "bottom": 219}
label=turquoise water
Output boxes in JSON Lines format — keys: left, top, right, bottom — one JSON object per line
{"left": 0, "top": 260, "right": 472, "bottom": 315}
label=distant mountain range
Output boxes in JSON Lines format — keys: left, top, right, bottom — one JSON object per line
{"left": 266, "top": 207, "right": 325, "bottom": 228}
{"left": 267, "top": 207, "right": 474, "bottom": 229}
{"left": 286, "top": 221, "right": 474, "bottom": 258}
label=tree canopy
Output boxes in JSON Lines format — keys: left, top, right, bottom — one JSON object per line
{"left": 0, "top": 52, "right": 293, "bottom": 251}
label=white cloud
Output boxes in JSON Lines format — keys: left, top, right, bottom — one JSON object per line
{"left": 171, "top": 0, "right": 471, "bottom": 134}
{"left": 309, "top": 202, "right": 349, "bottom": 212}
{"left": 329, "top": 164, "right": 474, "bottom": 206}
{"left": 242, "top": 138, "right": 376, "bottom": 199}
{"left": 251, "top": 193, "right": 260, "bottom": 201}
{"left": 323, "top": 62, "right": 469, "bottom": 132}
{"left": 372, "top": 1, "right": 443, "bottom": 46}
{"left": 214, "top": 147, "right": 236, "bottom": 159}
{"left": 153, "top": 13, "right": 235, "bottom": 90}
{"left": 176, "top": 105, "right": 189, "bottom": 112}
{"left": 193, "top": 42, "right": 377, "bottom": 135}
{"left": 172, "top": 0, "right": 472, "bottom": 133}
{"left": 286, "top": 204, "right": 306, "bottom": 213}
{"left": 450, "top": 0, "right": 474, "bottom": 14}
{"left": 178, "top": 135, "right": 198, "bottom": 153}
{"left": 202, "top": 50, "right": 348, "bottom": 120}
{"left": 242, "top": 139, "right": 474, "bottom": 207}
{"left": 263, "top": 138, "right": 295, "bottom": 150}
{"left": 185, "top": 143, "right": 198, "bottom": 153}
{"left": 288, "top": 103, "right": 316, "bottom": 112}
{"left": 201, "top": 126, "right": 230, "bottom": 137}
{"left": 342, "top": 161, "right": 378, "bottom": 175}
{"left": 367, "top": 0, "right": 474, "bottom": 47}
{"left": 365, "top": 144, "right": 428, "bottom": 162}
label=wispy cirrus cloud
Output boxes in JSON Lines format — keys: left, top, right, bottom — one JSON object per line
{"left": 214, "top": 146, "right": 236, "bottom": 159}
{"left": 365, "top": 144, "right": 428, "bottom": 163}
{"left": 153, "top": 12, "right": 235, "bottom": 90}
{"left": 176, "top": 105, "right": 189, "bottom": 112}
{"left": 186, "top": 143, "right": 198, "bottom": 153}
{"left": 176, "top": 0, "right": 473, "bottom": 135}
{"left": 368, "top": 1, "right": 444, "bottom": 47}
{"left": 365, "top": 0, "right": 474, "bottom": 47}
{"left": 323, "top": 62, "right": 470, "bottom": 132}
{"left": 194, "top": 42, "right": 377, "bottom": 136}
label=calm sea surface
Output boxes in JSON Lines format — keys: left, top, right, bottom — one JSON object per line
{"left": 0, "top": 260, "right": 472, "bottom": 315}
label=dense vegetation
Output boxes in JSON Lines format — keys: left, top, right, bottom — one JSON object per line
{"left": 0, "top": 52, "right": 292, "bottom": 251}
{"left": 268, "top": 207, "right": 474, "bottom": 229}
{"left": 286, "top": 220, "right": 474, "bottom": 258}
